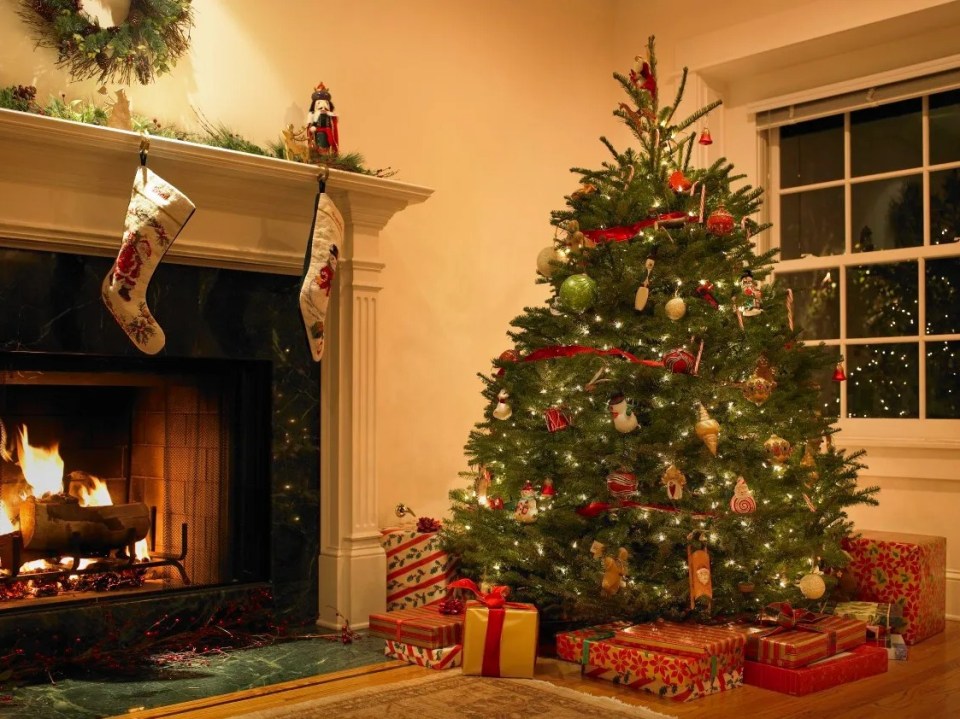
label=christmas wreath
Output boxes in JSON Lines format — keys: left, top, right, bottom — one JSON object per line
{"left": 18, "top": 0, "right": 194, "bottom": 85}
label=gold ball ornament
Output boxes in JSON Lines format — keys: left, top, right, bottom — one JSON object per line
{"left": 764, "top": 434, "right": 792, "bottom": 464}
{"left": 536, "top": 246, "right": 564, "bottom": 277}
{"left": 694, "top": 403, "right": 720, "bottom": 456}
{"left": 798, "top": 572, "right": 827, "bottom": 600}
{"left": 665, "top": 296, "right": 687, "bottom": 321}
{"left": 742, "top": 373, "right": 776, "bottom": 406}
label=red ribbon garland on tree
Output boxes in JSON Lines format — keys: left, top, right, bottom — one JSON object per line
{"left": 580, "top": 211, "right": 690, "bottom": 244}
{"left": 521, "top": 345, "right": 664, "bottom": 369}
{"left": 576, "top": 500, "right": 717, "bottom": 519}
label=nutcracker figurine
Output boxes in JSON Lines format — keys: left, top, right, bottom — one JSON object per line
{"left": 307, "top": 83, "right": 339, "bottom": 160}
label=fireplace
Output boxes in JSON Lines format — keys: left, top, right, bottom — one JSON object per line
{"left": 0, "top": 353, "right": 271, "bottom": 608}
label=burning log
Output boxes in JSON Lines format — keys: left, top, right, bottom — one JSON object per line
{"left": 20, "top": 495, "right": 150, "bottom": 555}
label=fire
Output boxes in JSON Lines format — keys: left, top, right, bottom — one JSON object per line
{"left": 74, "top": 477, "right": 150, "bottom": 561}
{"left": 17, "top": 425, "right": 64, "bottom": 498}
{"left": 0, "top": 499, "right": 16, "bottom": 535}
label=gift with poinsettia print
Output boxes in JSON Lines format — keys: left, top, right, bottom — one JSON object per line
{"left": 380, "top": 521, "right": 458, "bottom": 611}
{"left": 841, "top": 530, "right": 946, "bottom": 645}
{"left": 743, "top": 644, "right": 887, "bottom": 696}
{"left": 555, "top": 621, "right": 635, "bottom": 663}
{"left": 384, "top": 638, "right": 463, "bottom": 670}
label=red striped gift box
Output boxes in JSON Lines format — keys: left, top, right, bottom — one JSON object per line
{"left": 368, "top": 603, "right": 463, "bottom": 649}
{"left": 737, "top": 614, "right": 866, "bottom": 669}
{"left": 614, "top": 621, "right": 745, "bottom": 679}
{"left": 380, "top": 528, "right": 458, "bottom": 611}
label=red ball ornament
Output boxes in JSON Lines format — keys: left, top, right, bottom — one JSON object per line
{"left": 495, "top": 349, "right": 520, "bottom": 376}
{"left": 488, "top": 496, "right": 505, "bottom": 510}
{"left": 668, "top": 170, "right": 692, "bottom": 192}
{"left": 662, "top": 347, "right": 696, "bottom": 374}
{"left": 706, "top": 206, "right": 735, "bottom": 236}
{"left": 606, "top": 469, "right": 638, "bottom": 500}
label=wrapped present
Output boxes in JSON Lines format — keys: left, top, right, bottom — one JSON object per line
{"left": 736, "top": 603, "right": 866, "bottom": 669}
{"left": 887, "top": 634, "right": 908, "bottom": 661}
{"left": 555, "top": 621, "right": 634, "bottom": 663}
{"left": 380, "top": 526, "right": 458, "bottom": 611}
{"left": 384, "top": 639, "right": 462, "bottom": 670}
{"left": 614, "top": 620, "right": 745, "bottom": 681}
{"left": 842, "top": 530, "right": 946, "bottom": 645}
{"left": 453, "top": 579, "right": 539, "bottom": 678}
{"left": 813, "top": 600, "right": 905, "bottom": 640}
{"left": 368, "top": 603, "right": 462, "bottom": 649}
{"left": 744, "top": 644, "right": 887, "bottom": 695}
{"left": 583, "top": 636, "right": 742, "bottom": 702}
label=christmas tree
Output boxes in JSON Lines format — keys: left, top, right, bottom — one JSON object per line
{"left": 443, "top": 38, "right": 879, "bottom": 625}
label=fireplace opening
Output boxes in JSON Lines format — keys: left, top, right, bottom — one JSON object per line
{"left": 0, "top": 352, "right": 272, "bottom": 610}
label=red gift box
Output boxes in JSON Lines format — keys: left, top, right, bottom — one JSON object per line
{"left": 614, "top": 621, "right": 745, "bottom": 679}
{"left": 744, "top": 644, "right": 887, "bottom": 695}
{"left": 380, "top": 527, "right": 458, "bottom": 611}
{"left": 368, "top": 603, "right": 463, "bottom": 649}
{"left": 555, "top": 621, "right": 635, "bottom": 663}
{"left": 842, "top": 530, "right": 946, "bottom": 645}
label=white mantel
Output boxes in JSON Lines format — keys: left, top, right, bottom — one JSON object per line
{"left": 0, "top": 108, "right": 433, "bottom": 628}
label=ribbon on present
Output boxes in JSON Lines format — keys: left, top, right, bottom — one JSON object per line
{"left": 756, "top": 602, "right": 838, "bottom": 658}
{"left": 580, "top": 632, "right": 616, "bottom": 667}
{"left": 450, "top": 578, "right": 531, "bottom": 677}
{"left": 581, "top": 211, "right": 691, "bottom": 243}
{"left": 448, "top": 578, "right": 511, "bottom": 608}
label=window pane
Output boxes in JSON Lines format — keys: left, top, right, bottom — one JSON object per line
{"left": 926, "top": 257, "right": 960, "bottom": 335}
{"left": 852, "top": 176, "right": 923, "bottom": 252}
{"left": 777, "top": 269, "right": 840, "bottom": 339}
{"left": 780, "top": 116, "right": 844, "bottom": 188}
{"left": 927, "top": 341, "right": 960, "bottom": 419}
{"left": 847, "top": 343, "right": 919, "bottom": 418}
{"left": 818, "top": 375, "right": 840, "bottom": 419}
{"left": 847, "top": 262, "right": 918, "bottom": 338}
{"left": 930, "top": 168, "right": 960, "bottom": 246}
{"left": 779, "top": 188, "right": 844, "bottom": 260}
{"left": 930, "top": 89, "right": 960, "bottom": 166}
{"left": 851, "top": 99, "right": 922, "bottom": 176}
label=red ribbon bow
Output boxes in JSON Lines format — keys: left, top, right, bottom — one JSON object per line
{"left": 448, "top": 578, "right": 510, "bottom": 608}
{"left": 761, "top": 602, "right": 819, "bottom": 631}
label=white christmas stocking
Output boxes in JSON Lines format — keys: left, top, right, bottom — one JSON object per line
{"left": 300, "top": 192, "right": 343, "bottom": 361}
{"left": 101, "top": 167, "right": 195, "bottom": 354}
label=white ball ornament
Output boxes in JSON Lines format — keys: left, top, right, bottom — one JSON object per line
{"left": 536, "top": 246, "right": 564, "bottom": 277}
{"left": 798, "top": 572, "right": 826, "bottom": 600}
{"left": 665, "top": 296, "right": 687, "bottom": 321}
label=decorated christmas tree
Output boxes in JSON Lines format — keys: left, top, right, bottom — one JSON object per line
{"left": 443, "top": 38, "right": 878, "bottom": 625}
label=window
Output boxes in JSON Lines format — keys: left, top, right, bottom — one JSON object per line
{"left": 765, "top": 87, "right": 960, "bottom": 422}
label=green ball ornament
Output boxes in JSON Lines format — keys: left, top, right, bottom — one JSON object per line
{"left": 559, "top": 274, "right": 597, "bottom": 313}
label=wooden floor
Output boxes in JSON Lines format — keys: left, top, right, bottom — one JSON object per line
{"left": 121, "top": 621, "right": 960, "bottom": 719}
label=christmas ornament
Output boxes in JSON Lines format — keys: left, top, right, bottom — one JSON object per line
{"left": 536, "top": 245, "right": 564, "bottom": 277}
{"left": 559, "top": 273, "right": 597, "bottom": 313}
{"left": 585, "top": 364, "right": 613, "bottom": 393}
{"left": 514, "top": 481, "right": 538, "bottom": 523}
{"left": 492, "top": 390, "right": 512, "bottom": 420}
{"left": 706, "top": 206, "right": 735, "bottom": 236}
{"left": 738, "top": 582, "right": 755, "bottom": 595}
{"left": 663, "top": 347, "right": 696, "bottom": 374}
{"left": 488, "top": 496, "right": 505, "bottom": 510}
{"left": 742, "top": 357, "right": 777, "bottom": 406}
{"left": 601, "top": 547, "right": 629, "bottom": 595}
{"left": 438, "top": 596, "right": 464, "bottom": 615}
{"left": 540, "top": 478, "right": 556, "bottom": 497}
{"left": 608, "top": 392, "right": 639, "bottom": 433}
{"left": 801, "top": 443, "right": 819, "bottom": 483}
{"left": 629, "top": 56, "right": 657, "bottom": 98}
{"left": 833, "top": 362, "right": 848, "bottom": 382}
{"left": 665, "top": 295, "right": 687, "bottom": 321}
{"left": 606, "top": 469, "right": 638, "bottom": 500}
{"left": 307, "top": 83, "right": 339, "bottom": 159}
{"left": 102, "top": 163, "right": 195, "bottom": 355}
{"left": 495, "top": 349, "right": 519, "bottom": 376}
{"left": 544, "top": 407, "right": 571, "bottom": 432}
{"left": 299, "top": 182, "right": 343, "bottom": 361}
{"left": 475, "top": 465, "right": 492, "bottom": 505}
{"left": 803, "top": 493, "right": 817, "bottom": 512}
{"left": 764, "top": 434, "right": 792, "bottom": 464}
{"left": 634, "top": 255, "right": 656, "bottom": 311}
{"left": 694, "top": 403, "right": 720, "bottom": 456}
{"left": 798, "top": 572, "right": 827, "bottom": 600}
{"left": 729, "top": 477, "right": 756, "bottom": 514}
{"left": 562, "top": 219, "right": 590, "bottom": 252}
{"left": 571, "top": 182, "right": 597, "bottom": 200}
{"left": 695, "top": 280, "right": 718, "bottom": 308}
{"left": 668, "top": 170, "right": 692, "bottom": 193}
{"left": 687, "top": 534, "right": 713, "bottom": 609}
{"left": 661, "top": 464, "right": 687, "bottom": 500}
{"left": 739, "top": 269, "right": 764, "bottom": 316}
{"left": 699, "top": 128, "right": 713, "bottom": 145}
{"left": 590, "top": 540, "right": 606, "bottom": 559}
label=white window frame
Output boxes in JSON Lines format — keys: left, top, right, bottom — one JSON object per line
{"left": 759, "top": 85, "right": 960, "bottom": 445}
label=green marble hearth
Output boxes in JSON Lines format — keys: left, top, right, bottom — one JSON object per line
{"left": 0, "top": 634, "right": 391, "bottom": 718}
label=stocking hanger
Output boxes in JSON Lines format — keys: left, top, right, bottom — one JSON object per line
{"left": 318, "top": 165, "right": 330, "bottom": 193}
{"left": 139, "top": 132, "right": 150, "bottom": 167}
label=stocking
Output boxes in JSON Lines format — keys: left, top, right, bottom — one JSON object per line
{"left": 101, "top": 167, "right": 195, "bottom": 354}
{"left": 300, "top": 192, "right": 344, "bottom": 361}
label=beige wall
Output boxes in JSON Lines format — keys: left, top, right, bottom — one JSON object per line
{"left": 4, "top": 1, "right": 960, "bottom": 615}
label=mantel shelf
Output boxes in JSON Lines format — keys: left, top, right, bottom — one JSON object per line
{"left": 0, "top": 109, "right": 433, "bottom": 274}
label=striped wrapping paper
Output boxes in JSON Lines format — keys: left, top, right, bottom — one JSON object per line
{"left": 380, "top": 528, "right": 458, "bottom": 611}
{"left": 614, "top": 621, "right": 745, "bottom": 680}
{"left": 737, "top": 614, "right": 866, "bottom": 669}
{"left": 368, "top": 603, "right": 463, "bottom": 649}
{"left": 384, "top": 639, "right": 463, "bottom": 670}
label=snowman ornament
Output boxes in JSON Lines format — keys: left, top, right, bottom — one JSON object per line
{"left": 608, "top": 392, "right": 639, "bottom": 433}
{"left": 514, "top": 481, "right": 539, "bottom": 524}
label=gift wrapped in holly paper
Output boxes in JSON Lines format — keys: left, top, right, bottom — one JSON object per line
{"left": 384, "top": 638, "right": 462, "bottom": 670}
{"left": 555, "top": 621, "right": 635, "bottom": 663}
{"left": 368, "top": 602, "right": 462, "bottom": 649}
{"left": 734, "top": 602, "right": 866, "bottom": 669}
{"left": 452, "top": 579, "right": 539, "bottom": 678}
{"left": 614, "top": 620, "right": 746, "bottom": 683}
{"left": 842, "top": 530, "right": 946, "bottom": 645}
{"left": 380, "top": 521, "right": 458, "bottom": 611}
{"left": 743, "top": 644, "right": 887, "bottom": 696}
{"left": 813, "top": 600, "right": 905, "bottom": 640}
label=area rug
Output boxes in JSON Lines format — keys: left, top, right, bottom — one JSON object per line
{"left": 241, "top": 670, "right": 678, "bottom": 719}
